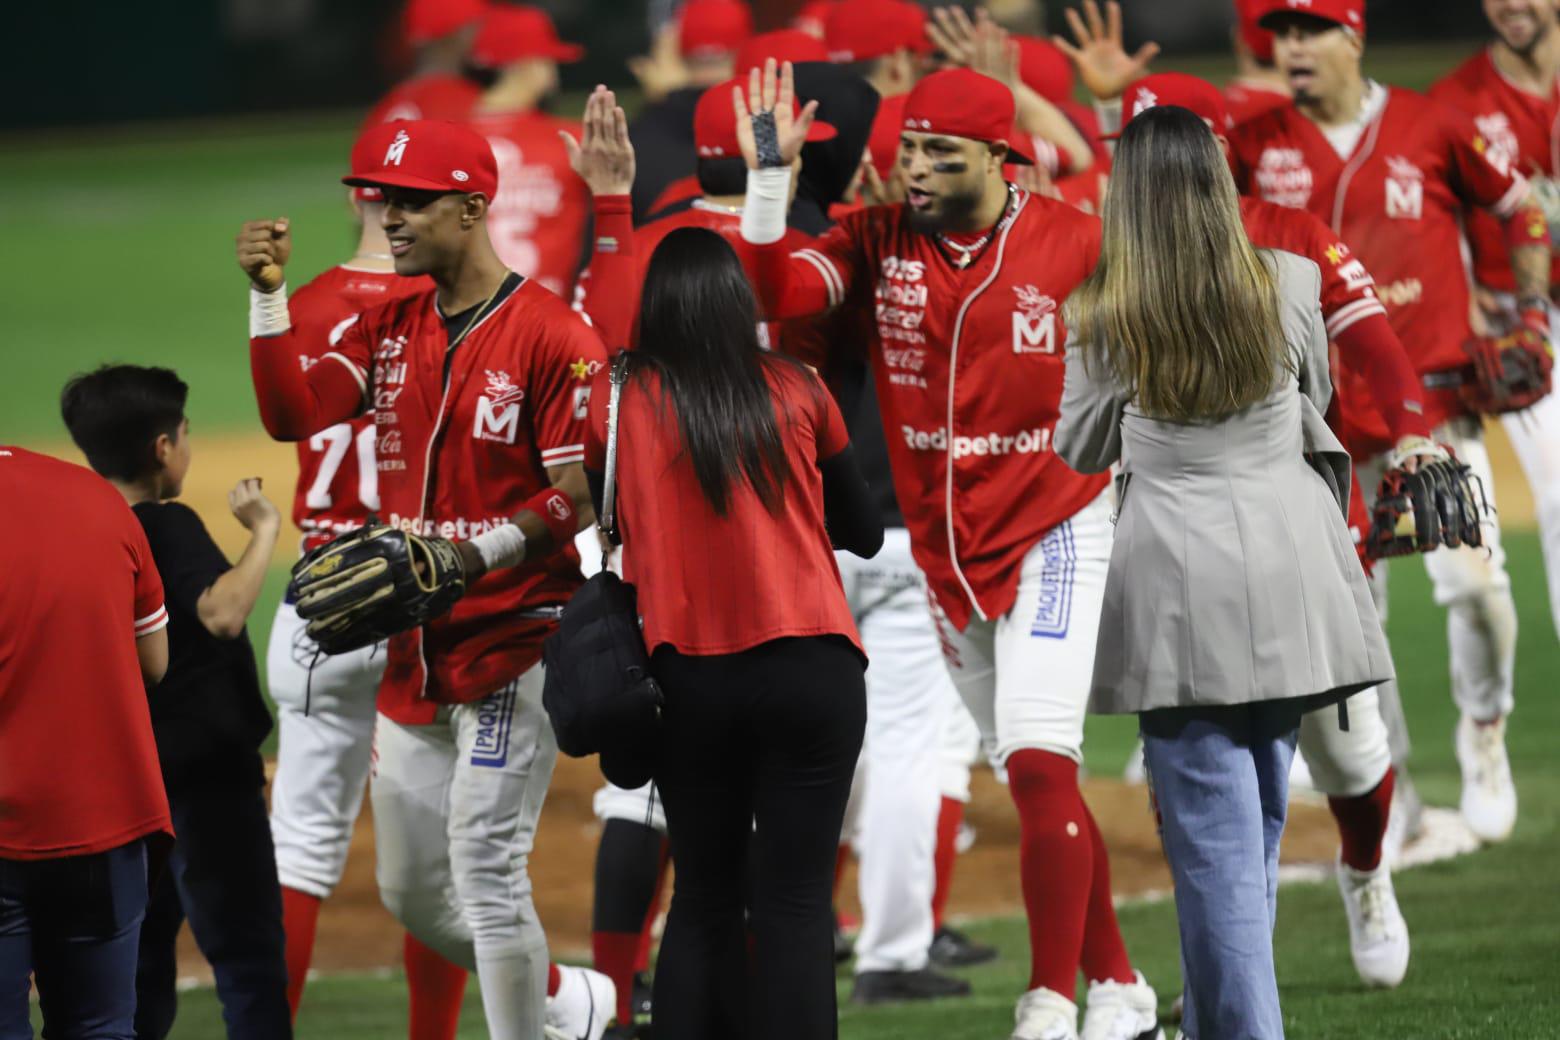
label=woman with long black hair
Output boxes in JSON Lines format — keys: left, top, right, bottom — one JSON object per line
{"left": 1055, "top": 105, "right": 1394, "bottom": 1039}
{"left": 583, "top": 225, "right": 881, "bottom": 1040}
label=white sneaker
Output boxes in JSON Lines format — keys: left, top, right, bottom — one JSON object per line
{"left": 1081, "top": 971, "right": 1164, "bottom": 1040}
{"left": 1456, "top": 714, "right": 1517, "bottom": 843}
{"left": 1123, "top": 742, "right": 1147, "bottom": 785}
{"left": 1012, "top": 986, "right": 1080, "bottom": 1040}
{"left": 544, "top": 964, "right": 616, "bottom": 1040}
{"left": 1335, "top": 854, "right": 1410, "bottom": 988}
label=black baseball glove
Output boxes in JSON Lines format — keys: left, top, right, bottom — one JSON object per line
{"left": 1365, "top": 458, "right": 1488, "bottom": 560}
{"left": 288, "top": 522, "right": 466, "bottom": 654}
{"left": 1461, "top": 327, "right": 1554, "bottom": 415}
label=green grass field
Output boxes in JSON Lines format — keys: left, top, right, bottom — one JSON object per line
{"left": 8, "top": 38, "right": 1558, "bottom": 1038}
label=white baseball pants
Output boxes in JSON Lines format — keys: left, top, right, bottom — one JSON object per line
{"left": 371, "top": 665, "right": 557, "bottom": 1039}
{"left": 266, "top": 599, "right": 383, "bottom": 898}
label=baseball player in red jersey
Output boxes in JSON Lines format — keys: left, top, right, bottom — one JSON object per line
{"left": 732, "top": 60, "right": 1161, "bottom": 1040}
{"left": 238, "top": 119, "right": 611, "bottom": 1039}
{"left": 1229, "top": 0, "right": 1553, "bottom": 848}
{"left": 467, "top": 5, "right": 592, "bottom": 299}
{"left": 1101, "top": 71, "right": 1431, "bottom": 992}
{"left": 363, "top": 0, "right": 484, "bottom": 130}
{"left": 1430, "top": 0, "right": 1560, "bottom": 643}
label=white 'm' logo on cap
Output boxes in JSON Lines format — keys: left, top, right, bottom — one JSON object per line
{"left": 385, "top": 129, "right": 410, "bottom": 166}
{"left": 1131, "top": 88, "right": 1159, "bottom": 117}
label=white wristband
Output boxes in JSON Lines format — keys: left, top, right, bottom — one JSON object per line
{"left": 250, "top": 284, "right": 291, "bottom": 338}
{"left": 741, "top": 167, "right": 792, "bottom": 245}
{"left": 1094, "top": 97, "right": 1123, "bottom": 154}
{"left": 469, "top": 523, "right": 527, "bottom": 571}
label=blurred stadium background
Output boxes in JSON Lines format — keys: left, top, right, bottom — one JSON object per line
{"left": 3, "top": 1, "right": 1557, "bottom": 1037}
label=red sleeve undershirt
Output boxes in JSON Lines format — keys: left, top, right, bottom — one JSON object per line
{"left": 1332, "top": 311, "right": 1431, "bottom": 441}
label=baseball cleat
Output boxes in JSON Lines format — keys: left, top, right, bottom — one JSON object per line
{"left": 1011, "top": 986, "right": 1080, "bottom": 1040}
{"left": 928, "top": 925, "right": 999, "bottom": 967}
{"left": 545, "top": 964, "right": 616, "bottom": 1040}
{"left": 1455, "top": 713, "right": 1517, "bottom": 843}
{"left": 1080, "top": 971, "right": 1164, "bottom": 1040}
{"left": 851, "top": 967, "right": 972, "bottom": 1004}
{"left": 1336, "top": 853, "right": 1410, "bottom": 988}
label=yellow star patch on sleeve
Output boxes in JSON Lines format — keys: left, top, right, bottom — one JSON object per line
{"left": 1325, "top": 244, "right": 1345, "bottom": 265}
{"left": 569, "top": 358, "right": 591, "bottom": 380}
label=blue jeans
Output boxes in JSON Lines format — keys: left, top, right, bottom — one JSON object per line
{"left": 0, "top": 840, "right": 149, "bottom": 1040}
{"left": 135, "top": 774, "right": 291, "bottom": 1040}
{"left": 1141, "top": 702, "right": 1304, "bottom": 1040}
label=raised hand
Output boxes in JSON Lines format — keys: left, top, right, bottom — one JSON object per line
{"left": 235, "top": 218, "right": 291, "bottom": 292}
{"left": 228, "top": 478, "right": 280, "bottom": 533}
{"left": 928, "top": 7, "right": 1018, "bottom": 88}
{"left": 1053, "top": 0, "right": 1161, "bottom": 101}
{"left": 627, "top": 22, "right": 690, "bottom": 104}
{"left": 732, "top": 59, "right": 820, "bottom": 171}
{"left": 561, "top": 86, "right": 636, "bottom": 196}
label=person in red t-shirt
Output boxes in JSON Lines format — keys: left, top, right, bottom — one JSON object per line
{"left": 582, "top": 224, "right": 881, "bottom": 1040}
{"left": 0, "top": 448, "right": 169, "bottom": 1039}
{"left": 467, "top": 5, "right": 591, "bottom": 299}
{"left": 1229, "top": 0, "right": 1553, "bottom": 850}
{"left": 734, "top": 59, "right": 1163, "bottom": 1039}
{"left": 1430, "top": 0, "right": 1560, "bottom": 645}
{"left": 238, "top": 119, "right": 607, "bottom": 1039}
{"left": 363, "top": 0, "right": 484, "bottom": 130}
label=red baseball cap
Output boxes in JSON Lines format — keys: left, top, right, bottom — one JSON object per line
{"left": 825, "top": 0, "right": 909, "bottom": 63}
{"left": 1235, "top": 0, "right": 1276, "bottom": 63}
{"left": 471, "top": 5, "right": 583, "bottom": 67}
{"left": 792, "top": 0, "right": 832, "bottom": 38}
{"left": 1103, "top": 73, "right": 1231, "bottom": 140}
{"left": 349, "top": 123, "right": 397, "bottom": 202}
{"left": 1259, "top": 0, "right": 1365, "bottom": 37}
{"left": 902, "top": 67, "right": 1034, "bottom": 165}
{"left": 867, "top": 92, "right": 908, "bottom": 178}
{"left": 735, "top": 29, "right": 828, "bottom": 74}
{"left": 1015, "top": 36, "right": 1075, "bottom": 104}
{"left": 679, "top": 0, "right": 753, "bottom": 58}
{"left": 897, "top": 2, "right": 934, "bottom": 56}
{"left": 404, "top": 0, "right": 485, "bottom": 47}
{"left": 694, "top": 78, "right": 838, "bottom": 159}
{"left": 343, "top": 120, "right": 499, "bottom": 198}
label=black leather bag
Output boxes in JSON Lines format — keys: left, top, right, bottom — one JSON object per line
{"left": 541, "top": 352, "right": 662, "bottom": 788}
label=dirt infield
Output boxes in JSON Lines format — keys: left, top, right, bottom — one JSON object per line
{"left": 165, "top": 757, "right": 1340, "bottom": 981}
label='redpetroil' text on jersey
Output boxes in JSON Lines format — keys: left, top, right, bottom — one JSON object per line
{"left": 902, "top": 426, "right": 1053, "bottom": 460}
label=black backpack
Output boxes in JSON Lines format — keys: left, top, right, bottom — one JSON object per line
{"left": 541, "top": 351, "right": 662, "bottom": 788}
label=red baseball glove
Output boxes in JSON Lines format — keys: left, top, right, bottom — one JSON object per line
{"left": 1460, "top": 322, "right": 1554, "bottom": 415}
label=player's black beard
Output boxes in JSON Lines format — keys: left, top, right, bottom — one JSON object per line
{"left": 1503, "top": 20, "right": 1554, "bottom": 60}
{"left": 905, "top": 188, "right": 981, "bottom": 235}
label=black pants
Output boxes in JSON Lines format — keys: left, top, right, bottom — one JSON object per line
{"left": 0, "top": 840, "right": 148, "bottom": 1040}
{"left": 134, "top": 770, "right": 291, "bottom": 1040}
{"left": 649, "top": 635, "right": 866, "bottom": 1040}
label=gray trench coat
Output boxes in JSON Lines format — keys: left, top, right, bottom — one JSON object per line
{"left": 1054, "top": 250, "right": 1394, "bottom": 715}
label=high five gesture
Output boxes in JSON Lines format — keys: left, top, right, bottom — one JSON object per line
{"left": 732, "top": 59, "right": 821, "bottom": 170}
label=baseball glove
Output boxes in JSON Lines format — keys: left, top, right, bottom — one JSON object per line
{"left": 1460, "top": 328, "right": 1554, "bottom": 415}
{"left": 288, "top": 522, "right": 466, "bottom": 654}
{"left": 1365, "top": 458, "right": 1489, "bottom": 560}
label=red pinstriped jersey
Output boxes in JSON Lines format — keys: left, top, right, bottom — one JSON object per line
{"left": 1430, "top": 48, "right": 1560, "bottom": 294}
{"left": 1229, "top": 87, "right": 1533, "bottom": 427}
{"left": 1239, "top": 196, "right": 1387, "bottom": 345}
{"left": 284, "top": 266, "right": 429, "bottom": 552}
{"left": 750, "top": 191, "right": 1109, "bottom": 631}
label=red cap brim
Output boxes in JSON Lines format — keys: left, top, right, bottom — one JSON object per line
{"left": 343, "top": 170, "right": 488, "bottom": 195}
{"left": 1005, "top": 139, "right": 1035, "bottom": 165}
{"left": 805, "top": 120, "right": 839, "bottom": 142}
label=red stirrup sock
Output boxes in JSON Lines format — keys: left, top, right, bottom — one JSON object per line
{"left": 1007, "top": 748, "right": 1093, "bottom": 996}
{"left": 931, "top": 796, "right": 965, "bottom": 931}
{"left": 1328, "top": 767, "right": 1396, "bottom": 872}
{"left": 547, "top": 962, "right": 563, "bottom": 998}
{"left": 404, "top": 933, "right": 467, "bottom": 1040}
{"left": 1078, "top": 807, "right": 1135, "bottom": 984}
{"left": 280, "top": 887, "right": 321, "bottom": 1020}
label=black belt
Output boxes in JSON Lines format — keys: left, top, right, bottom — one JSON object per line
{"left": 518, "top": 605, "right": 566, "bottom": 621}
{"left": 1422, "top": 368, "right": 1469, "bottom": 391}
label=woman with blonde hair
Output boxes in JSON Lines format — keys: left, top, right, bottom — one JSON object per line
{"left": 1055, "top": 104, "right": 1393, "bottom": 1040}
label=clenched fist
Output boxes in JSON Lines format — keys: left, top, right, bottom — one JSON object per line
{"left": 228, "top": 478, "right": 281, "bottom": 533}
{"left": 236, "top": 219, "right": 292, "bottom": 293}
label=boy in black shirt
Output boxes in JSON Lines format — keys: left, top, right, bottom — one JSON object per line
{"left": 62, "top": 365, "right": 292, "bottom": 1040}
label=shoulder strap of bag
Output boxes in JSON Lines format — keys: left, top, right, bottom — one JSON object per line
{"left": 598, "top": 350, "right": 629, "bottom": 553}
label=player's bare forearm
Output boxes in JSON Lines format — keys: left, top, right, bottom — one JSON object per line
{"left": 1511, "top": 242, "right": 1552, "bottom": 306}
{"left": 459, "top": 464, "right": 596, "bottom": 581}
{"left": 197, "top": 518, "right": 281, "bottom": 639}
{"left": 1014, "top": 84, "right": 1093, "bottom": 175}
